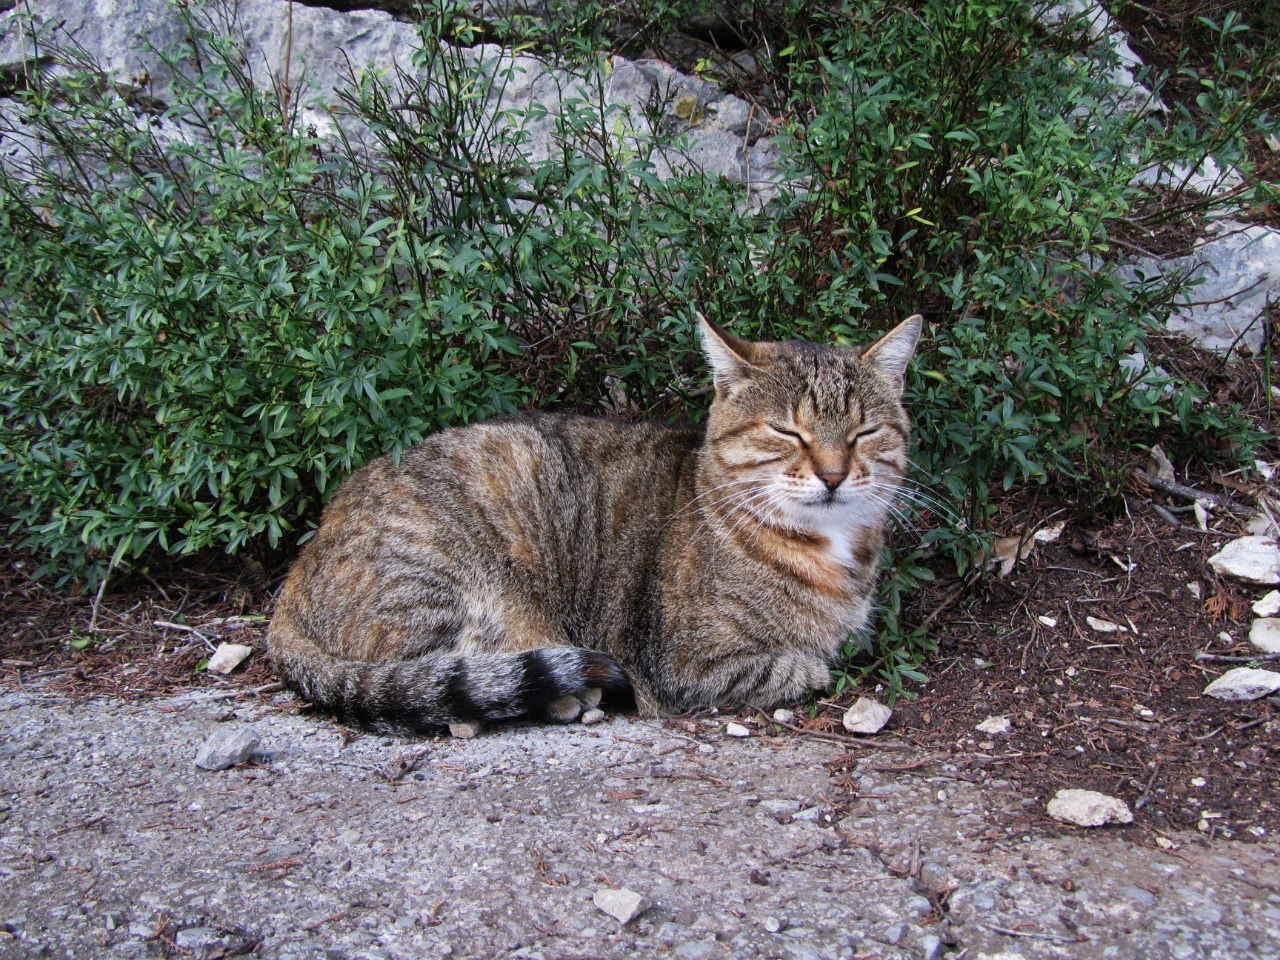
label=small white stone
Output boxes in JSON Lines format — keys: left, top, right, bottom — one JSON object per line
{"left": 1249, "top": 618, "right": 1280, "bottom": 654}
{"left": 1186, "top": 582, "right": 1203, "bottom": 601}
{"left": 593, "top": 887, "right": 649, "bottom": 924}
{"left": 724, "top": 722, "right": 751, "bottom": 738}
{"left": 772, "top": 708, "right": 796, "bottom": 724}
{"left": 448, "top": 721, "right": 482, "bottom": 739}
{"left": 1204, "top": 667, "right": 1280, "bottom": 701}
{"left": 1046, "top": 789, "right": 1134, "bottom": 827}
{"left": 580, "top": 708, "right": 606, "bottom": 726}
{"left": 1253, "top": 590, "right": 1280, "bottom": 617}
{"left": 762, "top": 916, "right": 782, "bottom": 934}
{"left": 1037, "top": 615, "right": 1058, "bottom": 628}
{"left": 842, "top": 697, "right": 891, "bottom": 734}
{"left": 204, "top": 642, "right": 253, "bottom": 675}
{"left": 976, "top": 715, "right": 1012, "bottom": 735}
{"left": 1246, "top": 512, "right": 1280, "bottom": 537}
{"left": 1086, "top": 616, "right": 1126, "bottom": 633}
{"left": 1208, "top": 537, "right": 1280, "bottom": 586}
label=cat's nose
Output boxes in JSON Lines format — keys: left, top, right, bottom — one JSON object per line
{"left": 817, "top": 470, "right": 847, "bottom": 491}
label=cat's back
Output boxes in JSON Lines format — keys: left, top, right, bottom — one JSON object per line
{"left": 318, "top": 413, "right": 700, "bottom": 548}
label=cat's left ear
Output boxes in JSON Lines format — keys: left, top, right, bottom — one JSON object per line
{"left": 697, "top": 311, "right": 759, "bottom": 391}
{"left": 861, "top": 314, "right": 923, "bottom": 388}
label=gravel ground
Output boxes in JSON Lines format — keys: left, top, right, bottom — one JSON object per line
{"left": 1, "top": 688, "right": 1278, "bottom": 960}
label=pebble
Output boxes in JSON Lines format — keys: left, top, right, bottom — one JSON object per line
{"left": 204, "top": 642, "right": 253, "bottom": 675}
{"left": 677, "top": 942, "right": 718, "bottom": 960}
{"left": 842, "top": 697, "right": 891, "bottom": 734}
{"left": 580, "top": 708, "right": 606, "bottom": 725}
{"left": 1254, "top": 590, "right": 1280, "bottom": 617}
{"left": 759, "top": 798, "right": 802, "bottom": 816}
{"left": 1207, "top": 536, "right": 1280, "bottom": 585}
{"left": 920, "top": 933, "right": 943, "bottom": 960}
{"left": 763, "top": 916, "right": 783, "bottom": 933}
{"left": 725, "top": 722, "right": 751, "bottom": 738}
{"left": 1249, "top": 619, "right": 1280, "bottom": 654}
{"left": 772, "top": 708, "right": 796, "bottom": 724}
{"left": 194, "top": 726, "right": 261, "bottom": 771}
{"left": 976, "top": 715, "right": 1012, "bottom": 735}
{"left": 592, "top": 887, "right": 649, "bottom": 924}
{"left": 1046, "top": 789, "right": 1134, "bottom": 827}
{"left": 1203, "top": 667, "right": 1280, "bottom": 701}
{"left": 174, "top": 927, "right": 222, "bottom": 950}
{"left": 448, "top": 721, "right": 482, "bottom": 739}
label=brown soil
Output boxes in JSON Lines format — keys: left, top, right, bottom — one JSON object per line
{"left": 887, "top": 496, "right": 1277, "bottom": 843}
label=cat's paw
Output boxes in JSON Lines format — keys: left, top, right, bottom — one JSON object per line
{"left": 448, "top": 720, "right": 483, "bottom": 739}
{"left": 544, "top": 687, "right": 604, "bottom": 723}
{"left": 545, "top": 695, "right": 584, "bottom": 723}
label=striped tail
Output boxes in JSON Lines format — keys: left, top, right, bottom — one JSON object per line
{"left": 271, "top": 637, "right": 632, "bottom": 736}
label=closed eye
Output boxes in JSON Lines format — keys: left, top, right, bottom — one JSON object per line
{"left": 767, "top": 425, "right": 808, "bottom": 447}
{"left": 849, "top": 426, "right": 882, "bottom": 445}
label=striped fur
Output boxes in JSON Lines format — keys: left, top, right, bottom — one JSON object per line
{"left": 268, "top": 314, "right": 922, "bottom": 734}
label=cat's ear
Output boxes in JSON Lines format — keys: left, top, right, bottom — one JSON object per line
{"left": 861, "top": 314, "right": 922, "bottom": 387}
{"left": 697, "top": 311, "right": 758, "bottom": 390}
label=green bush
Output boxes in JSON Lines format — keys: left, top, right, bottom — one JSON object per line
{"left": 0, "top": 1, "right": 1272, "bottom": 694}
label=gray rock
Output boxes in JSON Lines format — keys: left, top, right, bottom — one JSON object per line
{"left": 1046, "top": 788, "right": 1134, "bottom": 827}
{"left": 772, "top": 708, "right": 796, "bottom": 724}
{"left": 194, "top": 726, "right": 261, "bottom": 771}
{"left": 759, "top": 798, "right": 802, "bottom": 816}
{"left": 1249, "top": 618, "right": 1280, "bottom": 654}
{"left": 676, "top": 941, "right": 718, "bottom": 960}
{"left": 174, "top": 927, "right": 223, "bottom": 950}
{"left": 842, "top": 697, "right": 891, "bottom": 734}
{"left": 919, "top": 933, "right": 943, "bottom": 960}
{"left": 763, "top": 916, "right": 783, "bottom": 933}
{"left": 1118, "top": 223, "right": 1280, "bottom": 356}
{"left": 1204, "top": 667, "right": 1280, "bottom": 701}
{"left": 592, "top": 887, "right": 649, "bottom": 924}
{"left": 448, "top": 721, "right": 482, "bottom": 739}
{"left": 1208, "top": 536, "right": 1280, "bottom": 585}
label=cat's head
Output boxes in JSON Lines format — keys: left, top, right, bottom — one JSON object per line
{"left": 697, "top": 312, "right": 921, "bottom": 529}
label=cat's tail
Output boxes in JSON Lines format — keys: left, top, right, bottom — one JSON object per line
{"left": 269, "top": 620, "right": 631, "bottom": 735}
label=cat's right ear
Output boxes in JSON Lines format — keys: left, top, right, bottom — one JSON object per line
{"left": 697, "top": 312, "right": 758, "bottom": 392}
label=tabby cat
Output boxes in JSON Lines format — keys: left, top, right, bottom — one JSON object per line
{"left": 268, "top": 313, "right": 922, "bottom": 734}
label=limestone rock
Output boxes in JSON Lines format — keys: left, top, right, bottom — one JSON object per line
{"left": 1207, "top": 536, "right": 1280, "bottom": 586}
{"left": 772, "top": 708, "right": 796, "bottom": 724}
{"left": 1117, "top": 223, "right": 1280, "bottom": 356}
{"left": 205, "top": 642, "right": 253, "bottom": 675}
{"left": 195, "top": 726, "right": 261, "bottom": 771}
{"left": 724, "top": 722, "right": 751, "bottom": 738}
{"left": 593, "top": 887, "right": 649, "bottom": 924}
{"left": 580, "top": 708, "right": 606, "bottom": 726}
{"left": 1046, "top": 788, "right": 1134, "bottom": 827}
{"left": 842, "top": 697, "right": 891, "bottom": 735}
{"left": 976, "top": 715, "right": 1012, "bottom": 735}
{"left": 1253, "top": 590, "right": 1280, "bottom": 617}
{"left": 448, "top": 721, "right": 482, "bottom": 739}
{"left": 1249, "top": 619, "right": 1280, "bottom": 655}
{"left": 1204, "top": 667, "right": 1280, "bottom": 701}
